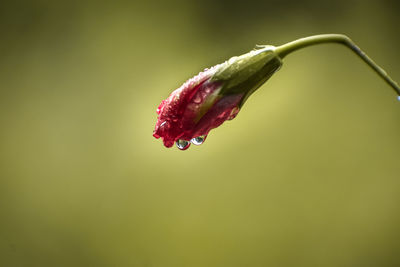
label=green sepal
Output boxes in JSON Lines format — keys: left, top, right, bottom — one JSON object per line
{"left": 211, "top": 46, "right": 283, "bottom": 107}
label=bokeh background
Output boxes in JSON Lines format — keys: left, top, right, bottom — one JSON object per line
{"left": 1, "top": 0, "right": 400, "bottom": 266}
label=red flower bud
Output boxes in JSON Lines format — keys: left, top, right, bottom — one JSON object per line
{"left": 153, "top": 46, "right": 282, "bottom": 149}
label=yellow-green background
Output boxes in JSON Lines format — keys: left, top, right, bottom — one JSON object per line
{"left": 1, "top": 0, "right": 399, "bottom": 266}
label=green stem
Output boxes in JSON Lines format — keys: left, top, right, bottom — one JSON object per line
{"left": 275, "top": 34, "right": 400, "bottom": 98}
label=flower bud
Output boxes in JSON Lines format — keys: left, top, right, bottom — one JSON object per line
{"left": 153, "top": 45, "right": 282, "bottom": 149}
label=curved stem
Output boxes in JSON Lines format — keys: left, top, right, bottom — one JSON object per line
{"left": 275, "top": 34, "right": 400, "bottom": 98}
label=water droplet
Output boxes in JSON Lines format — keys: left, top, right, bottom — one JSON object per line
{"left": 398, "top": 95, "right": 400, "bottom": 101}
{"left": 193, "top": 94, "right": 202, "bottom": 104}
{"left": 191, "top": 135, "right": 206, "bottom": 145}
{"left": 227, "top": 107, "right": 240, "bottom": 120}
{"left": 176, "top": 139, "right": 190, "bottom": 150}
{"left": 156, "top": 100, "right": 166, "bottom": 115}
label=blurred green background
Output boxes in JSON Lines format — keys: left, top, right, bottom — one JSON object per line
{"left": 1, "top": 0, "right": 400, "bottom": 266}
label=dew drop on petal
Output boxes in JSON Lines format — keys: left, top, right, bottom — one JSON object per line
{"left": 191, "top": 135, "right": 206, "bottom": 145}
{"left": 193, "top": 94, "right": 202, "bottom": 104}
{"left": 176, "top": 139, "right": 190, "bottom": 150}
{"left": 227, "top": 107, "right": 240, "bottom": 120}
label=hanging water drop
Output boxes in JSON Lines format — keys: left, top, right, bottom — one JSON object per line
{"left": 191, "top": 135, "right": 206, "bottom": 145}
{"left": 176, "top": 139, "right": 190, "bottom": 150}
